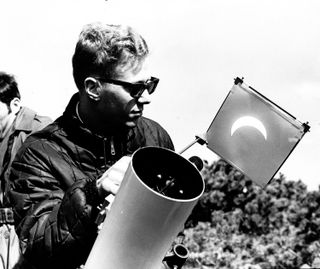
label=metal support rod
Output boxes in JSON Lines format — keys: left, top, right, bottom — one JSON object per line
{"left": 178, "top": 134, "right": 208, "bottom": 155}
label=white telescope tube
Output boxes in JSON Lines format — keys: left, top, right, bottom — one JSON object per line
{"left": 85, "top": 147, "right": 204, "bottom": 269}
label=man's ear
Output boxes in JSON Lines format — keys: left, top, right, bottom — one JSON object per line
{"left": 9, "top": 97, "right": 21, "bottom": 114}
{"left": 84, "top": 77, "right": 101, "bottom": 101}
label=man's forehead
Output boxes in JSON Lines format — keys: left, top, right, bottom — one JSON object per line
{"left": 115, "top": 58, "right": 150, "bottom": 82}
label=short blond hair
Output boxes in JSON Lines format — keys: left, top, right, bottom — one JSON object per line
{"left": 72, "top": 22, "right": 149, "bottom": 90}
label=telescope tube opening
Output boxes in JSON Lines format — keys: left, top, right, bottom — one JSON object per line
{"left": 132, "top": 147, "right": 204, "bottom": 200}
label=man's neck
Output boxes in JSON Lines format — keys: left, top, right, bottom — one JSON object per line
{"left": 77, "top": 100, "right": 125, "bottom": 137}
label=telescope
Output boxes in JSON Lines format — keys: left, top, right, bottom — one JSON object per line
{"left": 85, "top": 147, "right": 205, "bottom": 269}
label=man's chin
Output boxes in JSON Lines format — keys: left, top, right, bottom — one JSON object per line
{"left": 125, "top": 120, "right": 138, "bottom": 128}
{"left": 122, "top": 116, "right": 141, "bottom": 129}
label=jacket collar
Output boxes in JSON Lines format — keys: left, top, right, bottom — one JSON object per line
{"left": 13, "top": 107, "right": 37, "bottom": 132}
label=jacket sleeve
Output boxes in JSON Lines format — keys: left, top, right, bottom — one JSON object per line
{"left": 9, "top": 139, "right": 100, "bottom": 269}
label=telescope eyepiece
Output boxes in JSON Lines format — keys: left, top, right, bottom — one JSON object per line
{"left": 162, "top": 243, "right": 189, "bottom": 269}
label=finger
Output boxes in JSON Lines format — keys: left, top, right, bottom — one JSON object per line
{"left": 111, "top": 156, "right": 131, "bottom": 174}
{"left": 101, "top": 180, "right": 120, "bottom": 195}
{"left": 98, "top": 156, "right": 131, "bottom": 182}
{"left": 107, "top": 169, "right": 125, "bottom": 185}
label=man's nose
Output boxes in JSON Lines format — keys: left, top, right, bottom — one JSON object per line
{"left": 136, "top": 91, "right": 151, "bottom": 105}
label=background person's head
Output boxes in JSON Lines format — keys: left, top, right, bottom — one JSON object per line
{"left": 0, "top": 72, "right": 21, "bottom": 133}
{"left": 0, "top": 72, "right": 21, "bottom": 107}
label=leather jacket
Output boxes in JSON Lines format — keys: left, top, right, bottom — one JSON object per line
{"left": 9, "top": 93, "right": 174, "bottom": 269}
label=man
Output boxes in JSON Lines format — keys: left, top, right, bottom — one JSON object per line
{"left": 9, "top": 23, "right": 174, "bottom": 269}
{"left": 0, "top": 72, "right": 51, "bottom": 269}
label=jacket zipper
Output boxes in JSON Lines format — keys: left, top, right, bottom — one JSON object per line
{"left": 110, "top": 136, "right": 116, "bottom": 156}
{"left": 103, "top": 138, "right": 107, "bottom": 168}
{"left": 102, "top": 136, "right": 116, "bottom": 168}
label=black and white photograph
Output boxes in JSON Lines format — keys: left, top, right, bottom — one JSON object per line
{"left": 0, "top": 1, "right": 319, "bottom": 268}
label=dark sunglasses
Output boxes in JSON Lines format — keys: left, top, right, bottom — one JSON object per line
{"left": 97, "top": 76, "right": 159, "bottom": 99}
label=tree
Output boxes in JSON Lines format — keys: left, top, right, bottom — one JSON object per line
{"left": 183, "top": 159, "right": 320, "bottom": 268}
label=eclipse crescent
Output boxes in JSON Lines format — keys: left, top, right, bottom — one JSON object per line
{"left": 231, "top": 116, "right": 267, "bottom": 140}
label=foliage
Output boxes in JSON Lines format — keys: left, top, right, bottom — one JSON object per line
{"left": 182, "top": 160, "right": 320, "bottom": 268}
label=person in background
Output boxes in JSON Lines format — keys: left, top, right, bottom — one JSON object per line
{"left": 9, "top": 22, "right": 174, "bottom": 269}
{"left": 0, "top": 72, "right": 51, "bottom": 269}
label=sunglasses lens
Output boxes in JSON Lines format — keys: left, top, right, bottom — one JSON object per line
{"left": 146, "top": 78, "right": 158, "bottom": 94}
{"left": 130, "top": 85, "right": 145, "bottom": 98}
{"left": 146, "top": 83, "right": 154, "bottom": 94}
{"left": 129, "top": 77, "right": 159, "bottom": 98}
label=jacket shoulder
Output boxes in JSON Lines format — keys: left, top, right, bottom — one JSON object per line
{"left": 16, "top": 107, "right": 52, "bottom": 133}
{"left": 30, "top": 112, "right": 52, "bottom": 131}
{"left": 33, "top": 114, "right": 52, "bottom": 128}
{"left": 134, "top": 117, "right": 175, "bottom": 150}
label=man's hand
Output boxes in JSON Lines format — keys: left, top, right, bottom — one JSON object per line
{"left": 96, "top": 156, "right": 131, "bottom": 197}
{"left": 95, "top": 156, "right": 131, "bottom": 229}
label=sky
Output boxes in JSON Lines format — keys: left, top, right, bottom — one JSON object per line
{"left": 0, "top": 0, "right": 319, "bottom": 190}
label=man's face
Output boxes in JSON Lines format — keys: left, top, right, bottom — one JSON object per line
{"left": 95, "top": 61, "right": 153, "bottom": 130}
{"left": 0, "top": 100, "right": 10, "bottom": 127}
